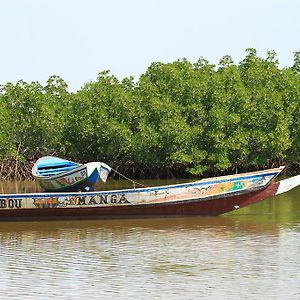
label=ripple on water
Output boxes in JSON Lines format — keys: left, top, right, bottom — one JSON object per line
{"left": 0, "top": 188, "right": 299, "bottom": 299}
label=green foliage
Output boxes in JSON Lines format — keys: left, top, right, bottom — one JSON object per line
{"left": 65, "top": 71, "right": 136, "bottom": 166}
{"left": 292, "top": 51, "right": 300, "bottom": 73}
{"left": 0, "top": 76, "right": 69, "bottom": 161}
{"left": 0, "top": 88, "right": 16, "bottom": 159}
{"left": 0, "top": 49, "right": 299, "bottom": 178}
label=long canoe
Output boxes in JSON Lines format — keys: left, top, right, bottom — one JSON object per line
{"left": 0, "top": 166, "right": 299, "bottom": 221}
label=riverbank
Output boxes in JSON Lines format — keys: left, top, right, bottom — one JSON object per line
{"left": 0, "top": 158, "right": 33, "bottom": 181}
{"left": 1, "top": 157, "right": 299, "bottom": 181}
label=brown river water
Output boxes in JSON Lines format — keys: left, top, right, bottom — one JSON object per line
{"left": 0, "top": 180, "right": 299, "bottom": 299}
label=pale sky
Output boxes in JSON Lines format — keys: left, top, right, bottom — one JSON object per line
{"left": 0, "top": 0, "right": 299, "bottom": 91}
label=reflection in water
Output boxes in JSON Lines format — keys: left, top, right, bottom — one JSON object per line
{"left": 0, "top": 216, "right": 299, "bottom": 299}
{"left": 0, "top": 181, "right": 300, "bottom": 299}
{"left": 0, "top": 180, "right": 41, "bottom": 194}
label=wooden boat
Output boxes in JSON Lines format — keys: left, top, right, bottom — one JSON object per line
{"left": 1, "top": 166, "right": 300, "bottom": 221}
{"left": 32, "top": 156, "right": 111, "bottom": 192}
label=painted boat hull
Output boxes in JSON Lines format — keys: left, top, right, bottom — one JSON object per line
{"left": 35, "top": 163, "right": 101, "bottom": 192}
{"left": 0, "top": 166, "right": 299, "bottom": 221}
{"left": 32, "top": 157, "right": 111, "bottom": 192}
{"left": 0, "top": 183, "right": 280, "bottom": 220}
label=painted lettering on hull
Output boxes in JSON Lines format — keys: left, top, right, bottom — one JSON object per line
{"left": 0, "top": 199, "right": 22, "bottom": 209}
{"left": 30, "top": 194, "right": 130, "bottom": 209}
{"left": 61, "top": 194, "right": 130, "bottom": 207}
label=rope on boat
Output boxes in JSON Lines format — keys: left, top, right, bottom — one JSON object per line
{"left": 110, "top": 167, "right": 148, "bottom": 189}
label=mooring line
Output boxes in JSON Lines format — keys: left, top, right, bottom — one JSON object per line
{"left": 110, "top": 167, "right": 148, "bottom": 189}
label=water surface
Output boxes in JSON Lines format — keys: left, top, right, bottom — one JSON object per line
{"left": 0, "top": 180, "right": 299, "bottom": 299}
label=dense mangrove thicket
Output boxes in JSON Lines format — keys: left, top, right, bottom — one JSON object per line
{"left": 0, "top": 49, "right": 300, "bottom": 180}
